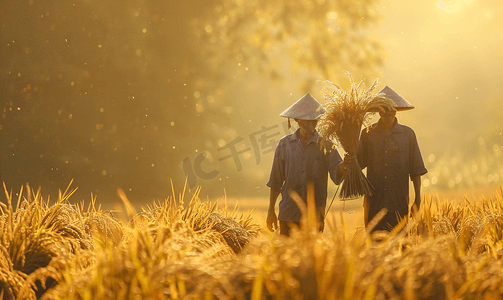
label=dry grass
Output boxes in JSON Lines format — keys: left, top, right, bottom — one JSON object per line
{"left": 3, "top": 182, "right": 503, "bottom": 299}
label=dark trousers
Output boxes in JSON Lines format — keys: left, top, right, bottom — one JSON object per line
{"left": 280, "top": 221, "right": 323, "bottom": 236}
{"left": 280, "top": 221, "right": 300, "bottom": 236}
{"left": 366, "top": 209, "right": 407, "bottom": 232}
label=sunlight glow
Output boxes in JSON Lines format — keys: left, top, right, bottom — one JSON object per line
{"left": 438, "top": 0, "right": 475, "bottom": 14}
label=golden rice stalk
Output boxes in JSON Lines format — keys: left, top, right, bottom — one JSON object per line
{"left": 0, "top": 183, "right": 98, "bottom": 299}
{"left": 84, "top": 211, "right": 124, "bottom": 249}
{"left": 0, "top": 268, "right": 35, "bottom": 300}
{"left": 42, "top": 224, "right": 235, "bottom": 300}
{"left": 317, "top": 71, "right": 395, "bottom": 199}
{"left": 148, "top": 184, "right": 259, "bottom": 249}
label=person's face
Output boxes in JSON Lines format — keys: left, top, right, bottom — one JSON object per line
{"left": 379, "top": 109, "right": 396, "bottom": 128}
{"left": 296, "top": 119, "right": 318, "bottom": 134}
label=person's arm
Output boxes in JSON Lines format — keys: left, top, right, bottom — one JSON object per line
{"left": 408, "top": 128, "right": 427, "bottom": 218}
{"left": 411, "top": 175, "right": 421, "bottom": 217}
{"left": 356, "top": 129, "right": 368, "bottom": 170}
{"left": 266, "top": 139, "right": 285, "bottom": 232}
{"left": 325, "top": 142, "right": 346, "bottom": 185}
{"left": 267, "top": 188, "right": 280, "bottom": 232}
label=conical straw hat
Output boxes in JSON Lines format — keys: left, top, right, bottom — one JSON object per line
{"left": 378, "top": 86, "right": 414, "bottom": 111}
{"left": 279, "top": 93, "right": 325, "bottom": 120}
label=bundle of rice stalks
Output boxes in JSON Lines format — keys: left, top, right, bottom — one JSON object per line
{"left": 407, "top": 191, "right": 503, "bottom": 258}
{"left": 0, "top": 246, "right": 30, "bottom": 300}
{"left": 84, "top": 211, "right": 124, "bottom": 249}
{"left": 367, "top": 235, "right": 468, "bottom": 300}
{"left": 127, "top": 184, "right": 260, "bottom": 254}
{"left": 0, "top": 183, "right": 95, "bottom": 299}
{"left": 317, "top": 71, "right": 395, "bottom": 199}
{"left": 194, "top": 213, "right": 253, "bottom": 254}
{"left": 42, "top": 224, "right": 236, "bottom": 300}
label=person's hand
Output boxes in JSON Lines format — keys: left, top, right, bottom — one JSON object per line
{"left": 340, "top": 160, "right": 349, "bottom": 174}
{"left": 266, "top": 209, "right": 278, "bottom": 232}
{"left": 344, "top": 153, "right": 355, "bottom": 163}
{"left": 338, "top": 154, "right": 352, "bottom": 175}
{"left": 319, "top": 221, "right": 325, "bottom": 233}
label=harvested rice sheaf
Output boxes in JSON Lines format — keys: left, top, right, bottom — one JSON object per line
{"left": 0, "top": 184, "right": 95, "bottom": 299}
{"left": 317, "top": 71, "right": 396, "bottom": 199}
{"left": 41, "top": 223, "right": 237, "bottom": 300}
{"left": 195, "top": 212, "right": 253, "bottom": 253}
{"left": 126, "top": 190, "right": 260, "bottom": 254}
{"left": 84, "top": 211, "right": 124, "bottom": 248}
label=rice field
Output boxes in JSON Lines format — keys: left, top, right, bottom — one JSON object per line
{"left": 2, "top": 181, "right": 503, "bottom": 299}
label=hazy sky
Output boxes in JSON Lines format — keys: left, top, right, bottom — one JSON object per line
{"left": 367, "top": 0, "right": 503, "bottom": 191}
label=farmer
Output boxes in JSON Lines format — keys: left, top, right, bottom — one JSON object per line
{"left": 266, "top": 93, "right": 346, "bottom": 236}
{"left": 357, "top": 86, "right": 427, "bottom": 232}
